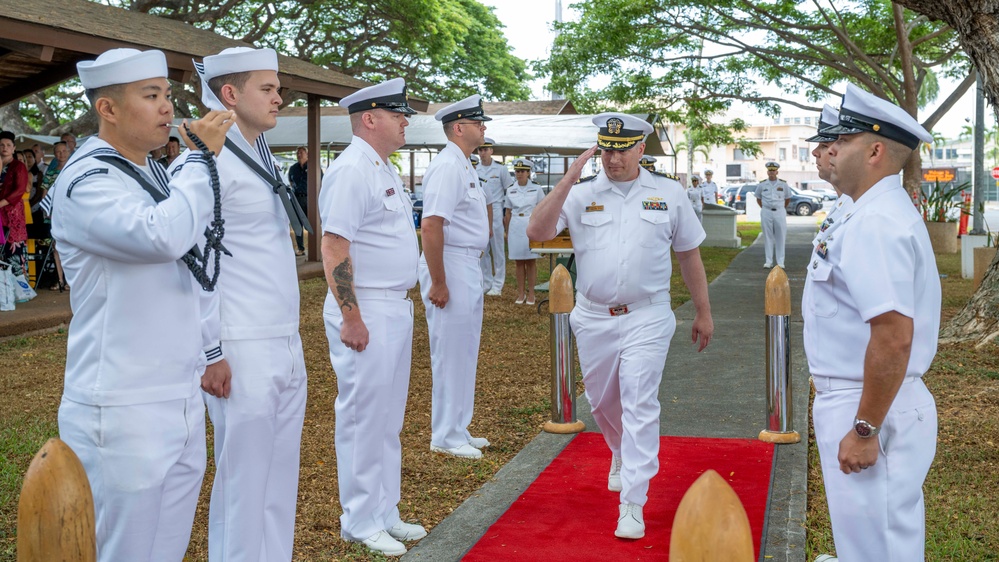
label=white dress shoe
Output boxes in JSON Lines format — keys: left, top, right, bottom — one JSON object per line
{"left": 387, "top": 520, "right": 427, "bottom": 541}
{"left": 469, "top": 436, "right": 490, "bottom": 448}
{"left": 763, "top": 262, "right": 773, "bottom": 269}
{"left": 614, "top": 503, "right": 645, "bottom": 539}
{"left": 814, "top": 556, "right": 838, "bottom": 562}
{"left": 359, "top": 530, "right": 406, "bottom": 556}
{"left": 514, "top": 296, "right": 525, "bottom": 304}
{"left": 430, "top": 443, "right": 483, "bottom": 459}
{"left": 486, "top": 288, "right": 502, "bottom": 296}
{"left": 608, "top": 455, "right": 622, "bottom": 492}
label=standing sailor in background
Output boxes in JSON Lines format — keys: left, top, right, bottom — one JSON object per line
{"left": 503, "top": 158, "right": 545, "bottom": 305}
{"left": 174, "top": 46, "right": 310, "bottom": 562}
{"left": 476, "top": 137, "right": 513, "bottom": 296}
{"left": 701, "top": 169, "right": 719, "bottom": 205}
{"left": 51, "top": 48, "right": 233, "bottom": 561}
{"left": 687, "top": 174, "right": 704, "bottom": 222}
{"left": 755, "top": 162, "right": 791, "bottom": 269}
{"left": 639, "top": 155, "right": 656, "bottom": 172}
{"left": 319, "top": 78, "right": 426, "bottom": 557}
{"left": 420, "top": 95, "right": 492, "bottom": 459}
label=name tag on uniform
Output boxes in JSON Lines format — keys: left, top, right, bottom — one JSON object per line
{"left": 585, "top": 202, "right": 604, "bottom": 212}
{"left": 642, "top": 200, "right": 668, "bottom": 211}
{"left": 777, "top": 187, "right": 784, "bottom": 191}
{"left": 385, "top": 187, "right": 396, "bottom": 197}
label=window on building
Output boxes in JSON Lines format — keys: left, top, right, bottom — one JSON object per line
{"left": 779, "top": 148, "right": 787, "bottom": 161}
{"left": 799, "top": 147, "right": 810, "bottom": 162}
{"left": 793, "top": 117, "right": 801, "bottom": 124}
{"left": 791, "top": 145, "right": 798, "bottom": 159}
{"left": 734, "top": 148, "right": 750, "bottom": 161}
{"left": 947, "top": 148, "right": 959, "bottom": 159}
{"left": 805, "top": 117, "right": 812, "bottom": 125}
{"left": 935, "top": 148, "right": 943, "bottom": 159}
{"left": 783, "top": 118, "right": 790, "bottom": 124}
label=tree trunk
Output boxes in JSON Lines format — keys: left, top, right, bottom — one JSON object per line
{"left": 895, "top": 0, "right": 999, "bottom": 345}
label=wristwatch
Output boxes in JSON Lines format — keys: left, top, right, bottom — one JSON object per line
{"left": 853, "top": 418, "right": 880, "bottom": 439}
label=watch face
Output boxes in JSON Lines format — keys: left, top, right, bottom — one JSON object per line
{"left": 855, "top": 421, "right": 873, "bottom": 438}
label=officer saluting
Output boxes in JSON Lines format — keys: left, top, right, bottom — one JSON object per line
{"left": 319, "top": 78, "right": 425, "bottom": 557}
{"left": 528, "top": 113, "right": 713, "bottom": 540}
{"left": 755, "top": 161, "right": 791, "bottom": 268}
{"left": 50, "top": 48, "right": 232, "bottom": 560}
{"left": 805, "top": 84, "right": 939, "bottom": 562}
{"left": 420, "top": 95, "right": 492, "bottom": 459}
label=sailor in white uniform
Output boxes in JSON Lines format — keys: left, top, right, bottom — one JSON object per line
{"left": 755, "top": 162, "right": 791, "bottom": 268}
{"left": 319, "top": 78, "right": 426, "bottom": 557}
{"left": 687, "top": 174, "right": 704, "bottom": 222}
{"left": 804, "top": 84, "right": 940, "bottom": 562}
{"left": 808, "top": 104, "right": 852, "bottom": 242}
{"left": 701, "top": 169, "right": 719, "bottom": 205}
{"left": 173, "top": 47, "right": 310, "bottom": 562}
{"left": 638, "top": 154, "right": 657, "bottom": 172}
{"left": 503, "top": 158, "right": 545, "bottom": 305}
{"left": 476, "top": 137, "right": 513, "bottom": 295}
{"left": 527, "top": 113, "right": 713, "bottom": 540}
{"left": 420, "top": 95, "right": 492, "bottom": 460}
{"left": 50, "top": 48, "right": 233, "bottom": 561}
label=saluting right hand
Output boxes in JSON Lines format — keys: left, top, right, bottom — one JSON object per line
{"left": 563, "top": 145, "right": 598, "bottom": 186}
{"left": 180, "top": 110, "right": 236, "bottom": 156}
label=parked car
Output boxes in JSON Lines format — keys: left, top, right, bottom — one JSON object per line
{"left": 787, "top": 188, "right": 823, "bottom": 216}
{"left": 722, "top": 186, "right": 740, "bottom": 207}
{"left": 728, "top": 184, "right": 758, "bottom": 211}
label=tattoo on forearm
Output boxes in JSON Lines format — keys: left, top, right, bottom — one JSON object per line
{"left": 332, "top": 257, "right": 357, "bottom": 312}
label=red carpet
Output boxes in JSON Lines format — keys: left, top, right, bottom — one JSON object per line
{"left": 463, "top": 432, "right": 774, "bottom": 561}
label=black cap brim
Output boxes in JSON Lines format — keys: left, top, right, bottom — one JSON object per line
{"left": 806, "top": 132, "right": 838, "bottom": 143}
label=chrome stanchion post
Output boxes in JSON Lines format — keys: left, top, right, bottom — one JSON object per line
{"left": 543, "top": 264, "right": 585, "bottom": 434}
{"left": 759, "top": 266, "right": 800, "bottom": 444}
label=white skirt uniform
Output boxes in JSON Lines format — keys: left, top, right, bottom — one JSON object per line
{"left": 504, "top": 181, "right": 545, "bottom": 260}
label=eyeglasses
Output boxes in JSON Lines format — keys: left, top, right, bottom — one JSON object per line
{"left": 456, "top": 121, "right": 485, "bottom": 129}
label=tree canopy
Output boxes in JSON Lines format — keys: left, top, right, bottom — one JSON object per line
{"left": 539, "top": 0, "right": 974, "bottom": 189}
{"left": 3, "top": 0, "right": 531, "bottom": 135}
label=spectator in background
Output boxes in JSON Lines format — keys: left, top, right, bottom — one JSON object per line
{"left": 504, "top": 158, "right": 544, "bottom": 305}
{"left": 160, "top": 136, "right": 181, "bottom": 168}
{"left": 687, "top": 174, "right": 704, "bottom": 222}
{"left": 31, "top": 143, "right": 47, "bottom": 173}
{"left": 60, "top": 132, "right": 77, "bottom": 154}
{"left": 0, "top": 131, "right": 30, "bottom": 281}
{"left": 288, "top": 146, "right": 310, "bottom": 256}
{"left": 40, "top": 141, "right": 70, "bottom": 291}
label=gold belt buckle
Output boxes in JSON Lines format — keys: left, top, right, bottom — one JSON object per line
{"left": 609, "top": 305, "right": 629, "bottom": 316}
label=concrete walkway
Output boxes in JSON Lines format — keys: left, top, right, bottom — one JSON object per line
{"left": 405, "top": 219, "right": 819, "bottom": 561}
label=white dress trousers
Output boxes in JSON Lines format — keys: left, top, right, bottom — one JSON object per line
{"left": 58, "top": 394, "right": 207, "bottom": 562}
{"left": 570, "top": 298, "right": 676, "bottom": 506}
{"left": 812, "top": 376, "right": 937, "bottom": 562}
{"left": 756, "top": 180, "right": 790, "bottom": 266}
{"left": 203, "top": 334, "right": 308, "bottom": 562}
{"left": 480, "top": 200, "right": 506, "bottom": 291}
{"left": 324, "top": 294, "right": 414, "bottom": 541}
{"left": 419, "top": 249, "right": 485, "bottom": 449}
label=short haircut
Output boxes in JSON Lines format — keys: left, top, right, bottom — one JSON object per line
{"left": 883, "top": 137, "right": 914, "bottom": 169}
{"left": 167, "top": 136, "right": 181, "bottom": 145}
{"left": 208, "top": 71, "right": 253, "bottom": 105}
{"left": 442, "top": 121, "right": 459, "bottom": 141}
{"left": 85, "top": 84, "right": 125, "bottom": 107}
{"left": 53, "top": 141, "right": 67, "bottom": 149}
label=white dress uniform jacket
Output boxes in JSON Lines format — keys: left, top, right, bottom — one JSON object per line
{"left": 755, "top": 178, "right": 791, "bottom": 267}
{"left": 803, "top": 174, "right": 940, "bottom": 561}
{"left": 557, "top": 169, "right": 705, "bottom": 506}
{"left": 477, "top": 159, "right": 513, "bottom": 291}
{"left": 52, "top": 137, "right": 215, "bottom": 561}
{"left": 174, "top": 123, "right": 307, "bottom": 562}
{"left": 700, "top": 180, "right": 719, "bottom": 205}
{"left": 319, "top": 136, "right": 420, "bottom": 542}
{"left": 419, "top": 141, "right": 489, "bottom": 449}
{"left": 686, "top": 186, "right": 703, "bottom": 221}
{"left": 504, "top": 180, "right": 545, "bottom": 260}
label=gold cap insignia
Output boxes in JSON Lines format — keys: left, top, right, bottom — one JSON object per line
{"left": 607, "top": 118, "right": 623, "bottom": 135}
{"left": 873, "top": 124, "right": 880, "bottom": 131}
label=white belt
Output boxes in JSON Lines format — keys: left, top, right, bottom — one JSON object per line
{"left": 444, "top": 245, "right": 484, "bottom": 258}
{"left": 811, "top": 375, "right": 921, "bottom": 392}
{"left": 354, "top": 288, "right": 408, "bottom": 299}
{"left": 576, "top": 292, "right": 670, "bottom": 316}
